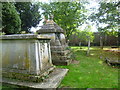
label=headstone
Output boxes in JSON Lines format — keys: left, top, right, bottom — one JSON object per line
{"left": 37, "top": 20, "right": 71, "bottom": 65}
{"left": 0, "top": 34, "right": 55, "bottom": 82}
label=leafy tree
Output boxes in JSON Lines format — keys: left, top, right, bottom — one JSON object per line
{"left": 76, "top": 25, "right": 94, "bottom": 55}
{"left": 2, "top": 2, "right": 21, "bottom": 35}
{"left": 76, "top": 26, "right": 94, "bottom": 42}
{"left": 90, "top": 2, "right": 119, "bottom": 36}
{"left": 40, "top": 2, "right": 87, "bottom": 41}
{"left": 90, "top": 1, "right": 119, "bottom": 48}
{"left": 15, "top": 2, "right": 41, "bottom": 33}
{"left": 0, "top": 3, "right": 2, "bottom": 33}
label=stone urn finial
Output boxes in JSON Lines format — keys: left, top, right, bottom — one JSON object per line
{"left": 49, "top": 14, "right": 54, "bottom": 20}
{"left": 44, "top": 16, "right": 48, "bottom": 23}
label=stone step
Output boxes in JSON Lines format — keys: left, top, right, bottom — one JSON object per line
{"left": 53, "top": 60, "right": 72, "bottom": 66}
{"left": 51, "top": 50, "right": 71, "bottom": 56}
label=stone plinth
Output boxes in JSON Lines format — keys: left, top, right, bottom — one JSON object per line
{"left": 37, "top": 20, "right": 71, "bottom": 65}
{"left": 2, "top": 68, "right": 69, "bottom": 88}
{"left": 0, "top": 34, "right": 55, "bottom": 82}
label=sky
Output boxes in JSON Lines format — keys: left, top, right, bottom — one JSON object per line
{"left": 77, "top": 0, "right": 99, "bottom": 32}
{"left": 30, "top": 0, "right": 100, "bottom": 32}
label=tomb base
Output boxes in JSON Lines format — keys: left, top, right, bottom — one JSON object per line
{"left": 51, "top": 49, "right": 72, "bottom": 65}
{"left": 2, "top": 66, "right": 55, "bottom": 83}
{"left": 1, "top": 68, "right": 69, "bottom": 88}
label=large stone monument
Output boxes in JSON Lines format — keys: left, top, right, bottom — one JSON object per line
{"left": 0, "top": 34, "right": 69, "bottom": 88}
{"left": 37, "top": 20, "right": 71, "bottom": 65}
{"left": 0, "top": 34, "right": 54, "bottom": 82}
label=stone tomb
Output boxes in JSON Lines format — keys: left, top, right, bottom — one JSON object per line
{"left": 37, "top": 20, "right": 72, "bottom": 65}
{"left": 0, "top": 34, "right": 54, "bottom": 82}
{"left": 0, "top": 34, "right": 69, "bottom": 88}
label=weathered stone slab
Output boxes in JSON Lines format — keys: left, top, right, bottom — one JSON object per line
{"left": 0, "top": 34, "right": 51, "bottom": 40}
{"left": 105, "top": 58, "right": 120, "bottom": 65}
{"left": 1, "top": 68, "right": 69, "bottom": 88}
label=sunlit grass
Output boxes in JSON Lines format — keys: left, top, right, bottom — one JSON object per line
{"left": 2, "top": 46, "right": 119, "bottom": 88}
{"left": 58, "top": 46, "right": 118, "bottom": 88}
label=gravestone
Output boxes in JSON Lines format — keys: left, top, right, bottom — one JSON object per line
{"left": 0, "top": 34, "right": 54, "bottom": 82}
{"left": 37, "top": 20, "right": 71, "bottom": 65}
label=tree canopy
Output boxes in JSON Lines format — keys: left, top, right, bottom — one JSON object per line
{"left": 76, "top": 25, "right": 94, "bottom": 43}
{"left": 90, "top": 1, "right": 119, "bottom": 37}
{"left": 40, "top": 2, "right": 87, "bottom": 41}
{"left": 15, "top": 2, "right": 41, "bottom": 33}
{"left": 2, "top": 2, "right": 21, "bottom": 35}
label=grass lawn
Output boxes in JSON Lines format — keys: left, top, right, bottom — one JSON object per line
{"left": 1, "top": 46, "right": 119, "bottom": 89}
{"left": 58, "top": 46, "right": 119, "bottom": 88}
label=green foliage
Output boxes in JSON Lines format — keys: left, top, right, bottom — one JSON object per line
{"left": 40, "top": 2, "right": 87, "bottom": 40}
{"left": 2, "top": 2, "right": 21, "bottom": 35}
{"left": 0, "top": 3, "right": 2, "bottom": 29}
{"left": 90, "top": 2, "right": 119, "bottom": 37}
{"left": 15, "top": 2, "right": 41, "bottom": 33}
{"left": 76, "top": 25, "right": 94, "bottom": 42}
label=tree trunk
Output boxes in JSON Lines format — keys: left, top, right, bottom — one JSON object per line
{"left": 104, "top": 34, "right": 107, "bottom": 46}
{"left": 79, "top": 42, "right": 82, "bottom": 49}
{"left": 100, "top": 36, "right": 103, "bottom": 49}
{"left": 87, "top": 38, "right": 90, "bottom": 56}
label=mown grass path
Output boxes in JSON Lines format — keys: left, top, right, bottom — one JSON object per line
{"left": 58, "top": 46, "right": 118, "bottom": 88}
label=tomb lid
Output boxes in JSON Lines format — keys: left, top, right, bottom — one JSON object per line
{"left": 37, "top": 20, "right": 64, "bottom": 33}
{"left": 0, "top": 34, "right": 51, "bottom": 40}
